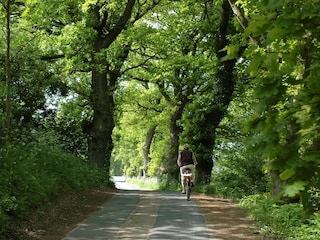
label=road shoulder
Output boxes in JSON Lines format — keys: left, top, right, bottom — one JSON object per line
{"left": 194, "top": 194, "right": 261, "bottom": 240}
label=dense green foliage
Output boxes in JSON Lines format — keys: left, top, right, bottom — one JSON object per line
{"left": 0, "top": 130, "right": 108, "bottom": 233}
{"left": 206, "top": 89, "right": 269, "bottom": 198}
{"left": 230, "top": 0, "right": 320, "bottom": 214}
{"left": 240, "top": 194, "right": 320, "bottom": 239}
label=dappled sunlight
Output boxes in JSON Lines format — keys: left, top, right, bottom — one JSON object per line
{"left": 115, "top": 191, "right": 161, "bottom": 239}
{"left": 148, "top": 191, "right": 212, "bottom": 239}
{"left": 194, "top": 195, "right": 260, "bottom": 240}
{"left": 64, "top": 187, "right": 258, "bottom": 240}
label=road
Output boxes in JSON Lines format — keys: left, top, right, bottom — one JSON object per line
{"left": 63, "top": 177, "right": 212, "bottom": 240}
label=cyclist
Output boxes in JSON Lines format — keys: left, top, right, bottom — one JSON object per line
{"left": 177, "top": 144, "right": 198, "bottom": 194}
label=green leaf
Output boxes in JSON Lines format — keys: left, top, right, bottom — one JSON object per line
{"left": 283, "top": 181, "right": 307, "bottom": 197}
{"left": 280, "top": 168, "right": 295, "bottom": 180}
{"left": 220, "top": 44, "right": 239, "bottom": 61}
{"left": 245, "top": 19, "right": 270, "bottom": 37}
{"left": 268, "top": 0, "right": 284, "bottom": 8}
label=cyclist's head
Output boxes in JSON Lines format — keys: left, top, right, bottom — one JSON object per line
{"left": 184, "top": 144, "right": 189, "bottom": 150}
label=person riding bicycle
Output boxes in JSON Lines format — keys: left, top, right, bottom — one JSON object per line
{"left": 177, "top": 144, "right": 197, "bottom": 194}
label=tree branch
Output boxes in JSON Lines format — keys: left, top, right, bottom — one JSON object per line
{"left": 103, "top": 0, "right": 136, "bottom": 48}
{"left": 40, "top": 54, "right": 65, "bottom": 61}
{"left": 122, "top": 54, "right": 157, "bottom": 74}
{"left": 228, "top": 0, "right": 259, "bottom": 46}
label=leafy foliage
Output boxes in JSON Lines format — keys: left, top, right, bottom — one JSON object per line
{"left": 235, "top": 0, "right": 320, "bottom": 212}
{"left": 211, "top": 148, "right": 268, "bottom": 198}
{"left": 0, "top": 130, "right": 109, "bottom": 233}
{"left": 240, "top": 194, "right": 320, "bottom": 239}
{"left": 207, "top": 89, "right": 269, "bottom": 198}
{"left": 240, "top": 194, "right": 304, "bottom": 238}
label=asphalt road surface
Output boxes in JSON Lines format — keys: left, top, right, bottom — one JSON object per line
{"left": 63, "top": 177, "right": 212, "bottom": 240}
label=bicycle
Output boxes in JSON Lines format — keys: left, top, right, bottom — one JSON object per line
{"left": 182, "top": 168, "right": 192, "bottom": 201}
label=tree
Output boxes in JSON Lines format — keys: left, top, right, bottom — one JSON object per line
{"left": 113, "top": 0, "right": 240, "bottom": 185}
{"left": 81, "top": 1, "right": 134, "bottom": 170}
{"left": 230, "top": 0, "right": 320, "bottom": 212}
{"left": 112, "top": 78, "right": 166, "bottom": 177}
{"left": 21, "top": 0, "right": 161, "bottom": 180}
{"left": 1, "top": 0, "right": 61, "bottom": 139}
{"left": 135, "top": 0, "right": 220, "bottom": 185}
{"left": 179, "top": 0, "right": 239, "bottom": 184}
{"left": 142, "top": 124, "right": 157, "bottom": 177}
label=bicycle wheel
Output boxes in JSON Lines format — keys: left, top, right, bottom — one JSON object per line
{"left": 186, "top": 182, "right": 191, "bottom": 201}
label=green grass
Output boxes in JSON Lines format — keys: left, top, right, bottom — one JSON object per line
{"left": 126, "top": 177, "right": 161, "bottom": 190}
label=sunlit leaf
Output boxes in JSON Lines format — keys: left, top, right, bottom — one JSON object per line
{"left": 280, "top": 168, "right": 295, "bottom": 180}
{"left": 283, "top": 181, "right": 307, "bottom": 197}
{"left": 220, "top": 44, "right": 239, "bottom": 61}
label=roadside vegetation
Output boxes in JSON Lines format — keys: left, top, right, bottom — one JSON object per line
{"left": 0, "top": 130, "right": 110, "bottom": 236}
{"left": 240, "top": 195, "right": 320, "bottom": 240}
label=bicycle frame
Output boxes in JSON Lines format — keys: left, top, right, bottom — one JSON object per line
{"left": 182, "top": 169, "right": 192, "bottom": 201}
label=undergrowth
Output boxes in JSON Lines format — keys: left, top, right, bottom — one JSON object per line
{"left": 239, "top": 194, "right": 320, "bottom": 239}
{"left": 0, "top": 131, "right": 110, "bottom": 235}
{"left": 126, "top": 175, "right": 181, "bottom": 191}
{"left": 127, "top": 177, "right": 160, "bottom": 190}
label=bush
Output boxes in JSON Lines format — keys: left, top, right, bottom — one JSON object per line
{"left": 239, "top": 194, "right": 309, "bottom": 239}
{"left": 157, "top": 174, "right": 180, "bottom": 191}
{"left": 0, "top": 130, "right": 109, "bottom": 233}
{"left": 288, "top": 213, "right": 320, "bottom": 240}
{"left": 210, "top": 152, "right": 269, "bottom": 198}
{"left": 0, "top": 194, "right": 11, "bottom": 233}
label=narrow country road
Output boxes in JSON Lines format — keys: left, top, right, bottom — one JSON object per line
{"left": 63, "top": 178, "right": 212, "bottom": 240}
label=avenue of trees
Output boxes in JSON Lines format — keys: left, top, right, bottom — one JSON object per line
{"left": 1, "top": 0, "right": 320, "bottom": 236}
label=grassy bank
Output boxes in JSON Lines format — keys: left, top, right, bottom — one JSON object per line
{"left": 0, "top": 132, "right": 110, "bottom": 237}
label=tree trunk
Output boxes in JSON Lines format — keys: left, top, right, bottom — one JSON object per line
{"left": 142, "top": 125, "right": 157, "bottom": 177}
{"left": 195, "top": 137, "right": 214, "bottom": 184}
{"left": 86, "top": 64, "right": 115, "bottom": 171}
{"left": 164, "top": 106, "right": 184, "bottom": 186}
{"left": 193, "top": 0, "right": 237, "bottom": 184}
{"left": 270, "top": 169, "right": 286, "bottom": 197}
{"left": 3, "top": 0, "right": 11, "bottom": 141}
{"left": 84, "top": 42, "right": 129, "bottom": 177}
{"left": 82, "top": 1, "right": 135, "bottom": 178}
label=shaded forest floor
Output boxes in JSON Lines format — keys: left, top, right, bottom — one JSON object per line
{"left": 5, "top": 187, "right": 262, "bottom": 240}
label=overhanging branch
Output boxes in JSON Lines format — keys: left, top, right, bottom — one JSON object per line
{"left": 40, "top": 54, "right": 65, "bottom": 61}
